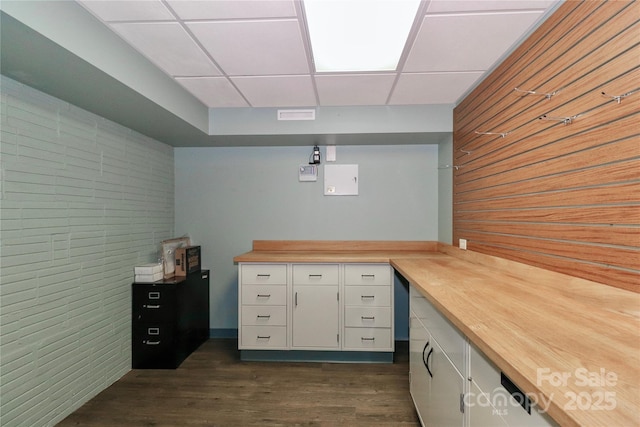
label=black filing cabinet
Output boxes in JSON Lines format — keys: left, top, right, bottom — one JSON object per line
{"left": 132, "top": 270, "right": 209, "bottom": 369}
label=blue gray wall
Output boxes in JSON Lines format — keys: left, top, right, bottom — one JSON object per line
{"left": 174, "top": 144, "right": 440, "bottom": 338}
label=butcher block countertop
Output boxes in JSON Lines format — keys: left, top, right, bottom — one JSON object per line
{"left": 234, "top": 240, "right": 640, "bottom": 427}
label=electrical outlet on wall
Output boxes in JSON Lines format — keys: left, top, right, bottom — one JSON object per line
{"left": 459, "top": 239, "right": 467, "bottom": 250}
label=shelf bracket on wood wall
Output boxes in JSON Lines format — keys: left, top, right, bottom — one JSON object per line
{"left": 438, "top": 164, "right": 463, "bottom": 170}
{"left": 514, "top": 87, "right": 559, "bottom": 99}
{"left": 601, "top": 89, "right": 638, "bottom": 104}
{"left": 475, "top": 130, "right": 510, "bottom": 138}
{"left": 538, "top": 114, "right": 580, "bottom": 125}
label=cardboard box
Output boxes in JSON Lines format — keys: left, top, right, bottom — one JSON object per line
{"left": 175, "top": 246, "right": 201, "bottom": 276}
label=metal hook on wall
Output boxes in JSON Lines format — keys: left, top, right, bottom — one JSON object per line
{"left": 601, "top": 89, "right": 638, "bottom": 104}
{"left": 475, "top": 131, "right": 510, "bottom": 138}
{"left": 514, "top": 87, "right": 559, "bottom": 99}
{"left": 459, "top": 149, "right": 472, "bottom": 155}
{"left": 538, "top": 114, "right": 580, "bottom": 125}
{"left": 438, "top": 164, "right": 463, "bottom": 170}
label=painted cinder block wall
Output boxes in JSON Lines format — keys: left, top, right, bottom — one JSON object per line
{"left": 0, "top": 76, "right": 175, "bottom": 426}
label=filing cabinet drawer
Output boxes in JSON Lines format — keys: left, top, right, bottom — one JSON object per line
{"left": 344, "top": 327, "right": 392, "bottom": 350}
{"left": 344, "top": 264, "right": 391, "bottom": 286}
{"left": 241, "top": 326, "right": 287, "bottom": 349}
{"left": 293, "top": 264, "right": 339, "bottom": 285}
{"left": 345, "top": 307, "right": 391, "bottom": 328}
{"left": 242, "top": 305, "right": 287, "bottom": 326}
{"left": 241, "top": 284, "right": 287, "bottom": 305}
{"left": 241, "top": 264, "right": 287, "bottom": 285}
{"left": 344, "top": 286, "right": 391, "bottom": 306}
{"left": 132, "top": 287, "right": 176, "bottom": 322}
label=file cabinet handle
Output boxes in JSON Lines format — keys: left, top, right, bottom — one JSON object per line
{"left": 257, "top": 294, "right": 271, "bottom": 298}
{"left": 361, "top": 274, "right": 375, "bottom": 278}
{"left": 361, "top": 316, "right": 375, "bottom": 320}
{"left": 361, "top": 295, "right": 375, "bottom": 299}
{"left": 361, "top": 337, "right": 375, "bottom": 341}
{"left": 256, "top": 274, "right": 271, "bottom": 278}
{"left": 144, "top": 304, "right": 161, "bottom": 309}
{"left": 256, "top": 315, "right": 271, "bottom": 319}
{"left": 309, "top": 274, "right": 322, "bottom": 278}
{"left": 144, "top": 340, "right": 161, "bottom": 345}
{"left": 257, "top": 335, "right": 271, "bottom": 340}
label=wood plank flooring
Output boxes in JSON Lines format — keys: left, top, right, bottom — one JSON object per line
{"left": 58, "top": 339, "right": 420, "bottom": 426}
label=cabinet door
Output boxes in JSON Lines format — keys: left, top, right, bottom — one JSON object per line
{"left": 428, "top": 339, "right": 465, "bottom": 427}
{"left": 410, "top": 311, "right": 431, "bottom": 426}
{"left": 292, "top": 286, "right": 339, "bottom": 349}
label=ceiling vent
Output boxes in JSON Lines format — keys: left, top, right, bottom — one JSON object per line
{"left": 277, "top": 109, "right": 316, "bottom": 121}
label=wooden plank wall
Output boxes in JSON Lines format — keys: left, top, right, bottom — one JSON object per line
{"left": 452, "top": 1, "right": 639, "bottom": 292}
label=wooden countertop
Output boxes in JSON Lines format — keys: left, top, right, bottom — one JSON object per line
{"left": 233, "top": 240, "right": 442, "bottom": 263}
{"left": 392, "top": 250, "right": 640, "bottom": 427}
{"left": 234, "top": 240, "right": 640, "bottom": 426}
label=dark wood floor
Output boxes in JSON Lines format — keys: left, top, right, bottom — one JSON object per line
{"left": 58, "top": 339, "right": 420, "bottom": 426}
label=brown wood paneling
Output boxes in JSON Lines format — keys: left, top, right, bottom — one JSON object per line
{"left": 452, "top": 1, "right": 640, "bottom": 291}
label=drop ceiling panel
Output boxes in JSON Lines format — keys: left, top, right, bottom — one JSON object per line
{"left": 110, "top": 22, "right": 221, "bottom": 76}
{"left": 176, "top": 77, "right": 249, "bottom": 108}
{"left": 315, "top": 74, "right": 396, "bottom": 106}
{"left": 231, "top": 75, "right": 316, "bottom": 107}
{"left": 390, "top": 72, "right": 484, "bottom": 105}
{"left": 427, "top": 0, "right": 556, "bottom": 13}
{"left": 187, "top": 20, "right": 309, "bottom": 76}
{"left": 78, "top": 0, "right": 174, "bottom": 21}
{"left": 404, "top": 11, "right": 545, "bottom": 72}
{"left": 73, "top": 0, "right": 560, "bottom": 112}
{"left": 166, "top": 0, "right": 297, "bottom": 20}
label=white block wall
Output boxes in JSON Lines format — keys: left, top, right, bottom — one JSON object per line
{"left": 0, "top": 76, "right": 175, "bottom": 426}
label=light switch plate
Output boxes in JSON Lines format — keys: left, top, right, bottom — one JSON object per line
{"left": 459, "top": 238, "right": 467, "bottom": 250}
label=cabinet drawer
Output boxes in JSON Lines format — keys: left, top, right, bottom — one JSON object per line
{"left": 241, "top": 285, "right": 286, "bottom": 305}
{"left": 240, "top": 326, "right": 287, "bottom": 349}
{"left": 344, "top": 327, "right": 392, "bottom": 350}
{"left": 344, "top": 286, "right": 391, "bottom": 306}
{"left": 241, "top": 305, "right": 287, "bottom": 326}
{"left": 344, "top": 264, "right": 391, "bottom": 286}
{"left": 345, "top": 307, "right": 391, "bottom": 328}
{"left": 241, "top": 264, "right": 287, "bottom": 285}
{"left": 292, "top": 264, "right": 339, "bottom": 285}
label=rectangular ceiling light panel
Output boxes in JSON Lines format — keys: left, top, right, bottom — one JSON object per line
{"left": 304, "top": 0, "right": 421, "bottom": 72}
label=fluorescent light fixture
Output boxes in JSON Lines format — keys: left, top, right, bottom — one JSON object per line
{"left": 303, "top": 0, "right": 421, "bottom": 72}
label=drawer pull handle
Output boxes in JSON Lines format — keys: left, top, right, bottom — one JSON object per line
{"left": 148, "top": 292, "right": 160, "bottom": 299}
{"left": 256, "top": 315, "right": 271, "bottom": 319}
{"left": 147, "top": 328, "right": 160, "bottom": 335}
{"left": 308, "top": 274, "right": 322, "bottom": 278}
{"left": 145, "top": 340, "right": 161, "bottom": 345}
{"left": 257, "top": 294, "right": 271, "bottom": 298}
{"left": 361, "top": 274, "right": 375, "bottom": 278}
{"left": 361, "top": 316, "right": 375, "bottom": 320}
{"left": 144, "top": 304, "right": 161, "bottom": 309}
{"left": 361, "top": 337, "right": 375, "bottom": 341}
{"left": 257, "top": 335, "right": 271, "bottom": 340}
{"left": 361, "top": 295, "right": 375, "bottom": 299}
{"left": 256, "top": 274, "right": 271, "bottom": 278}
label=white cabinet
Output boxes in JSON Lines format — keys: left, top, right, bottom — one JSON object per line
{"left": 292, "top": 264, "right": 339, "bottom": 349}
{"left": 410, "top": 286, "right": 465, "bottom": 427}
{"left": 469, "top": 343, "right": 558, "bottom": 427}
{"left": 238, "top": 262, "right": 394, "bottom": 353}
{"left": 343, "top": 264, "right": 394, "bottom": 351}
{"left": 410, "top": 284, "right": 557, "bottom": 427}
{"left": 239, "top": 264, "right": 288, "bottom": 349}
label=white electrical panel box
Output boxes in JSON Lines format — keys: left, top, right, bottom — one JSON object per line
{"left": 324, "top": 164, "right": 358, "bottom": 195}
{"left": 299, "top": 164, "right": 318, "bottom": 182}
